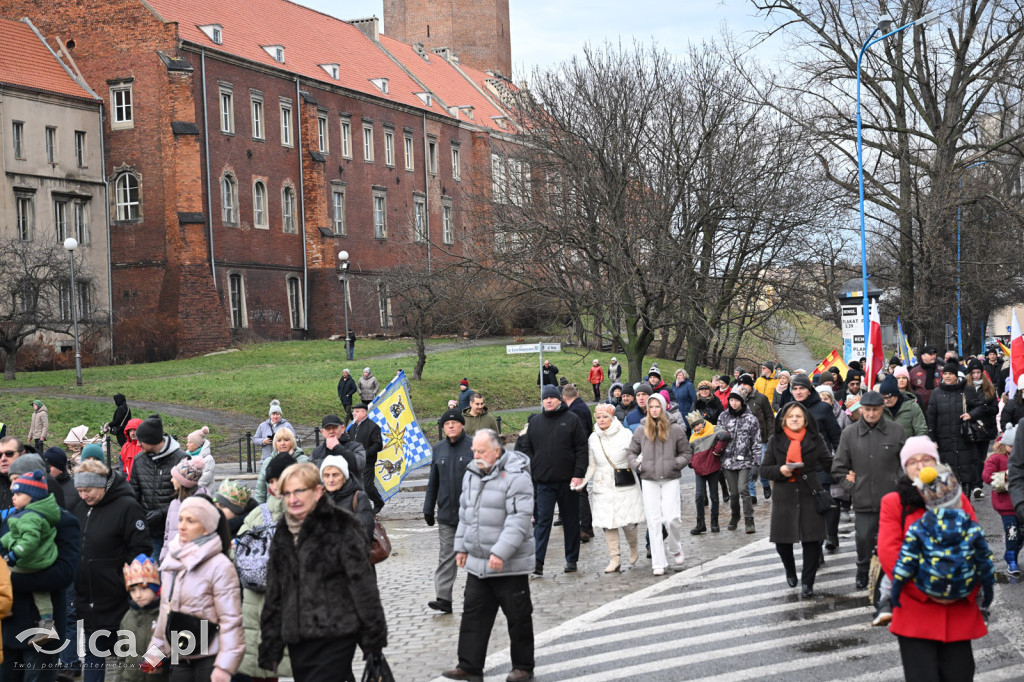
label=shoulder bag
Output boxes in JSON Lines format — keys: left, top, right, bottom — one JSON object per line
{"left": 353, "top": 493, "right": 392, "bottom": 564}
{"left": 801, "top": 473, "right": 835, "bottom": 515}
{"left": 597, "top": 437, "right": 636, "bottom": 487}
{"left": 164, "top": 574, "right": 219, "bottom": 653}
{"left": 234, "top": 504, "right": 275, "bottom": 592}
{"left": 960, "top": 394, "right": 989, "bottom": 442}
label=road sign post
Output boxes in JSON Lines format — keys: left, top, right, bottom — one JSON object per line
{"left": 506, "top": 343, "right": 562, "bottom": 400}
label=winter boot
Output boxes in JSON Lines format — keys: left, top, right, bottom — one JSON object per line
{"left": 745, "top": 517, "right": 755, "bottom": 534}
{"left": 604, "top": 529, "right": 621, "bottom": 573}
{"left": 624, "top": 524, "right": 640, "bottom": 565}
{"left": 709, "top": 514, "right": 720, "bottom": 533}
{"left": 690, "top": 515, "right": 707, "bottom": 535}
{"left": 727, "top": 514, "right": 740, "bottom": 531}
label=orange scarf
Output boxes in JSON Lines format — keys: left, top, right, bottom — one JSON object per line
{"left": 782, "top": 426, "right": 805, "bottom": 482}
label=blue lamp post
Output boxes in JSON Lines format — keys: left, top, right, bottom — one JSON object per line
{"left": 956, "top": 160, "right": 992, "bottom": 354}
{"left": 856, "top": 10, "right": 942, "bottom": 363}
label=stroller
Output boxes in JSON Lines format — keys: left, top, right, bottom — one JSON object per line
{"left": 63, "top": 425, "right": 108, "bottom": 468}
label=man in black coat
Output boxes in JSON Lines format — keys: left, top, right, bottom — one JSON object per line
{"left": 562, "top": 384, "right": 595, "bottom": 542}
{"left": 110, "top": 394, "right": 131, "bottom": 446}
{"left": 518, "top": 385, "right": 588, "bottom": 575}
{"left": 128, "top": 414, "right": 186, "bottom": 558}
{"left": 337, "top": 369, "right": 358, "bottom": 423}
{"left": 982, "top": 347, "right": 1007, "bottom": 391}
{"left": 537, "top": 360, "right": 559, "bottom": 387}
{"left": 311, "top": 414, "right": 367, "bottom": 483}
{"left": 350, "top": 404, "right": 384, "bottom": 512}
{"left": 423, "top": 409, "right": 474, "bottom": 614}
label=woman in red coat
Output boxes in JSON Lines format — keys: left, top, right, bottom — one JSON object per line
{"left": 588, "top": 360, "right": 605, "bottom": 402}
{"left": 878, "top": 435, "right": 986, "bottom": 682}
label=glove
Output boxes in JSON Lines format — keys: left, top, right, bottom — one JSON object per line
{"left": 424, "top": 513, "right": 435, "bottom": 527}
{"left": 716, "top": 430, "right": 732, "bottom": 443}
{"left": 889, "top": 581, "right": 903, "bottom": 609}
{"left": 140, "top": 659, "right": 165, "bottom": 674}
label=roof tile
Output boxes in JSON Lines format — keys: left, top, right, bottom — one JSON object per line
{"left": 0, "top": 18, "right": 95, "bottom": 100}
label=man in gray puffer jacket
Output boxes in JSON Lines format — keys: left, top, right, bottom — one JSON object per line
{"left": 443, "top": 429, "right": 534, "bottom": 682}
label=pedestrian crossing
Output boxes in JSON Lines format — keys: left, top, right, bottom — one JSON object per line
{"left": 471, "top": 525, "right": 1024, "bottom": 681}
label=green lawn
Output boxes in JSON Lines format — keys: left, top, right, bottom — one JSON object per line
{"left": 786, "top": 311, "right": 843, "bottom": 364}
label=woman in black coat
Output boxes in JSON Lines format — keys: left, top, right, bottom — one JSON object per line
{"left": 967, "top": 359, "right": 999, "bottom": 495}
{"left": 319, "top": 455, "right": 375, "bottom": 547}
{"left": 926, "top": 362, "right": 983, "bottom": 494}
{"left": 759, "top": 402, "right": 829, "bottom": 597}
{"left": 694, "top": 382, "right": 724, "bottom": 425}
{"left": 259, "top": 462, "right": 387, "bottom": 682}
{"left": 71, "top": 458, "right": 151, "bottom": 678}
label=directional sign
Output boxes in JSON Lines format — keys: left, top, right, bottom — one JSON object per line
{"left": 541, "top": 343, "right": 562, "bottom": 352}
{"left": 506, "top": 344, "right": 540, "bottom": 354}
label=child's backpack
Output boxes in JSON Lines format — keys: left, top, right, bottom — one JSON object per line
{"left": 234, "top": 504, "right": 275, "bottom": 592}
{"left": 913, "top": 510, "right": 981, "bottom": 601}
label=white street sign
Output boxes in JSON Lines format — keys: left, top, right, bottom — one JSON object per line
{"left": 541, "top": 343, "right": 562, "bottom": 352}
{"left": 506, "top": 344, "right": 540, "bottom": 354}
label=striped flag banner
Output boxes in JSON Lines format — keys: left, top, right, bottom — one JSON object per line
{"left": 896, "top": 317, "right": 917, "bottom": 367}
{"left": 813, "top": 349, "right": 851, "bottom": 381}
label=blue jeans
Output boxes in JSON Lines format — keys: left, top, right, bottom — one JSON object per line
{"left": 533, "top": 482, "right": 580, "bottom": 566}
{"left": 346, "top": 343, "right": 354, "bottom": 361}
{"left": 2, "top": 646, "right": 59, "bottom": 681}
{"left": 82, "top": 631, "right": 114, "bottom": 682}
{"left": 59, "top": 587, "right": 78, "bottom": 669}
{"left": 748, "top": 444, "right": 769, "bottom": 496}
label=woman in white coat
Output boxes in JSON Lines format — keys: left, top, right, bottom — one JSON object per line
{"left": 581, "top": 404, "right": 645, "bottom": 572}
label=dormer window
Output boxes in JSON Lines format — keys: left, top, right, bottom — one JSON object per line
{"left": 450, "top": 105, "right": 475, "bottom": 120}
{"left": 199, "top": 24, "right": 223, "bottom": 45}
{"left": 320, "top": 63, "right": 340, "bottom": 80}
{"left": 262, "top": 45, "right": 285, "bottom": 63}
{"left": 415, "top": 92, "right": 433, "bottom": 107}
{"left": 370, "top": 78, "right": 389, "bottom": 94}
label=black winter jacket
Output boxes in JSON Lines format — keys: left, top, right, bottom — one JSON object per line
{"left": 326, "top": 476, "right": 375, "bottom": 547}
{"left": 926, "top": 379, "right": 983, "bottom": 485}
{"left": 350, "top": 418, "right": 383, "bottom": 471}
{"left": 424, "top": 432, "right": 474, "bottom": 527}
{"left": 795, "top": 391, "right": 842, "bottom": 455}
{"left": 970, "top": 382, "right": 999, "bottom": 439}
{"left": 260, "top": 496, "right": 387, "bottom": 666}
{"left": 337, "top": 375, "right": 358, "bottom": 406}
{"left": 518, "top": 403, "right": 588, "bottom": 483}
{"left": 695, "top": 394, "right": 724, "bottom": 425}
{"left": 746, "top": 390, "right": 775, "bottom": 441}
{"left": 567, "top": 398, "right": 593, "bottom": 435}
{"left": 311, "top": 435, "right": 367, "bottom": 482}
{"left": 111, "top": 394, "right": 131, "bottom": 446}
{"left": 54, "top": 471, "right": 80, "bottom": 516}
{"left": 73, "top": 474, "right": 151, "bottom": 633}
{"left": 128, "top": 436, "right": 186, "bottom": 537}
{"left": 1002, "top": 395, "right": 1024, "bottom": 431}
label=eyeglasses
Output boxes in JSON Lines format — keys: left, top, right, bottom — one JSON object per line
{"left": 282, "top": 487, "right": 312, "bottom": 498}
{"left": 0, "top": 451, "right": 19, "bottom": 458}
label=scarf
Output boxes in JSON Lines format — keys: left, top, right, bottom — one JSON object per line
{"left": 921, "top": 361, "right": 937, "bottom": 390}
{"left": 782, "top": 426, "right": 805, "bottom": 482}
{"left": 286, "top": 511, "right": 304, "bottom": 544}
{"left": 728, "top": 401, "right": 747, "bottom": 416}
{"left": 689, "top": 421, "right": 714, "bottom": 443}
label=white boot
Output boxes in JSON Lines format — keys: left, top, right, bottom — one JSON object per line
{"left": 624, "top": 525, "right": 639, "bottom": 565}
{"left": 604, "top": 529, "right": 621, "bottom": 573}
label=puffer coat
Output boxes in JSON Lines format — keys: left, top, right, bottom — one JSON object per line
{"left": 760, "top": 419, "right": 829, "bottom": 544}
{"left": 151, "top": 534, "right": 245, "bottom": 673}
{"left": 583, "top": 418, "right": 644, "bottom": 529}
{"left": 129, "top": 435, "right": 186, "bottom": 537}
{"left": 625, "top": 419, "right": 691, "bottom": 481}
{"left": 926, "top": 379, "right": 982, "bottom": 485}
{"left": 454, "top": 450, "right": 535, "bottom": 578}
{"left": 358, "top": 373, "right": 380, "bottom": 402}
{"left": 717, "top": 405, "right": 762, "bottom": 470}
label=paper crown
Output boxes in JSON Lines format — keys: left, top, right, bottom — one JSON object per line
{"left": 685, "top": 410, "right": 706, "bottom": 427}
{"left": 124, "top": 554, "right": 160, "bottom": 589}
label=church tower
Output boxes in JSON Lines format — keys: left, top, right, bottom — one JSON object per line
{"left": 384, "top": 0, "right": 512, "bottom": 77}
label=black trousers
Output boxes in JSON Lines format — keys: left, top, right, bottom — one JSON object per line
{"left": 897, "top": 636, "right": 975, "bottom": 682}
{"left": 579, "top": 486, "right": 593, "bottom": 533}
{"left": 458, "top": 574, "right": 534, "bottom": 676}
{"left": 775, "top": 541, "right": 822, "bottom": 587}
{"left": 169, "top": 656, "right": 216, "bottom": 681}
{"left": 362, "top": 461, "right": 385, "bottom": 510}
{"left": 289, "top": 635, "right": 358, "bottom": 682}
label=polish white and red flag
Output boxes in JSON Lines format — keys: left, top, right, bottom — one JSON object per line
{"left": 1011, "top": 309, "right": 1024, "bottom": 392}
{"left": 866, "top": 303, "right": 884, "bottom": 390}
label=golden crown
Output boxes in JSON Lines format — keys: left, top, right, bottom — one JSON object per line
{"left": 123, "top": 557, "right": 160, "bottom": 589}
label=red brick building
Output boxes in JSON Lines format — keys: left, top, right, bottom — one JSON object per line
{"left": 0, "top": 0, "right": 518, "bottom": 355}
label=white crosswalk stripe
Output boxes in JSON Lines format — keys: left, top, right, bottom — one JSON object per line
{"left": 448, "top": 524, "right": 1024, "bottom": 681}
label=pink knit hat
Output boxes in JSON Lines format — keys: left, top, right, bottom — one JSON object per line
{"left": 179, "top": 496, "right": 221, "bottom": 535}
{"left": 893, "top": 366, "right": 910, "bottom": 379}
{"left": 171, "top": 456, "right": 205, "bottom": 488}
{"left": 899, "top": 436, "right": 939, "bottom": 471}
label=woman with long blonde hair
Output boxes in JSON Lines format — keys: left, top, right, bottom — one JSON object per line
{"left": 626, "top": 392, "right": 691, "bottom": 576}
{"left": 967, "top": 358, "right": 999, "bottom": 497}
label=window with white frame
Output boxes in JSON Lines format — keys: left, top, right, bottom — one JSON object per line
{"left": 15, "top": 195, "right": 33, "bottom": 241}
{"left": 77, "top": 281, "right": 91, "bottom": 318}
{"left": 228, "top": 273, "right": 246, "bottom": 328}
{"left": 384, "top": 129, "right": 394, "bottom": 166}
{"left": 340, "top": 118, "right": 352, "bottom": 158}
{"left": 404, "top": 134, "right": 414, "bottom": 171}
{"left": 332, "top": 188, "right": 346, "bottom": 235}
{"left": 317, "top": 113, "right": 328, "bottom": 153}
{"left": 373, "top": 190, "right": 387, "bottom": 239}
{"left": 508, "top": 158, "right": 523, "bottom": 206}
{"left": 413, "top": 195, "right": 426, "bottom": 242}
{"left": 428, "top": 137, "right": 437, "bottom": 174}
{"left": 219, "top": 87, "right": 234, "bottom": 134}
{"left": 280, "top": 101, "right": 293, "bottom": 147}
{"left": 251, "top": 93, "right": 264, "bottom": 140}
{"left": 287, "top": 276, "right": 303, "bottom": 328}
{"left": 282, "top": 186, "right": 296, "bottom": 233}
{"left": 114, "top": 172, "right": 140, "bottom": 221}
{"left": 363, "top": 124, "right": 374, "bottom": 162}
{"left": 45, "top": 127, "right": 56, "bottom": 164}
{"left": 111, "top": 85, "right": 133, "bottom": 128}
{"left": 54, "top": 199, "right": 68, "bottom": 241}
{"left": 491, "top": 153, "right": 507, "bottom": 203}
{"left": 74, "top": 202, "right": 89, "bottom": 244}
{"left": 12, "top": 121, "right": 23, "bottom": 159}
{"left": 253, "top": 181, "right": 268, "bottom": 228}
{"left": 58, "top": 280, "right": 72, "bottom": 322}
{"left": 451, "top": 145, "right": 461, "bottom": 180}
{"left": 377, "top": 281, "right": 393, "bottom": 328}
{"left": 221, "top": 173, "right": 238, "bottom": 224}
{"left": 442, "top": 201, "right": 454, "bottom": 244}
{"left": 74, "top": 131, "right": 86, "bottom": 167}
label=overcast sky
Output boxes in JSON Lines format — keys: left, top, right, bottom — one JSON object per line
{"left": 301, "top": 0, "right": 786, "bottom": 75}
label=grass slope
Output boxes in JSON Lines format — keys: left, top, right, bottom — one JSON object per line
{"left": 786, "top": 311, "right": 843, "bottom": 365}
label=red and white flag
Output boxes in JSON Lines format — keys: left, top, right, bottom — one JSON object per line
{"left": 866, "top": 303, "right": 884, "bottom": 390}
{"left": 1011, "top": 309, "right": 1024, "bottom": 390}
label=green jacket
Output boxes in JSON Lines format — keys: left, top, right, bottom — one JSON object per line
{"left": 1, "top": 494, "right": 60, "bottom": 570}
{"left": 113, "top": 603, "right": 168, "bottom": 682}
{"left": 252, "top": 447, "right": 307, "bottom": 504}
{"left": 885, "top": 391, "right": 928, "bottom": 438}
{"left": 462, "top": 406, "right": 500, "bottom": 437}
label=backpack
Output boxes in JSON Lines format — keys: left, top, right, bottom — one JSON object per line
{"left": 234, "top": 504, "right": 275, "bottom": 592}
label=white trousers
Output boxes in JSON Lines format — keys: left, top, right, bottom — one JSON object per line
{"left": 642, "top": 478, "right": 682, "bottom": 570}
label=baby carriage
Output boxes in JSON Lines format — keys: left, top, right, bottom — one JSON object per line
{"left": 63, "top": 425, "right": 108, "bottom": 468}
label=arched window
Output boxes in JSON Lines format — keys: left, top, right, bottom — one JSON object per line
{"left": 282, "top": 186, "right": 296, "bottom": 233}
{"left": 222, "top": 174, "right": 237, "bottom": 224}
{"left": 114, "top": 172, "right": 140, "bottom": 221}
{"left": 253, "top": 181, "right": 267, "bottom": 228}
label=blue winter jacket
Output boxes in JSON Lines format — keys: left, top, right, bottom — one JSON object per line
{"left": 672, "top": 380, "right": 697, "bottom": 417}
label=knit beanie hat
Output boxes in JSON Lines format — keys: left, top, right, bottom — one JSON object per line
{"left": 738, "top": 374, "right": 755, "bottom": 388}
{"left": 81, "top": 443, "right": 105, "bottom": 462}
{"left": 893, "top": 366, "right": 910, "bottom": 379}
{"left": 915, "top": 464, "right": 961, "bottom": 510}
{"left": 123, "top": 553, "right": 160, "bottom": 593}
{"left": 942, "top": 361, "right": 961, "bottom": 375}
{"left": 319, "top": 454, "right": 350, "bottom": 481}
{"left": 1001, "top": 424, "right": 1017, "bottom": 449}
{"left": 440, "top": 408, "right": 465, "bottom": 425}
{"left": 9, "top": 453, "right": 45, "bottom": 477}
{"left": 647, "top": 365, "right": 661, "bottom": 379}
{"left": 136, "top": 415, "right": 164, "bottom": 445}
{"left": 41, "top": 447, "right": 69, "bottom": 474}
{"left": 269, "top": 400, "right": 283, "bottom": 417}
{"left": 878, "top": 375, "right": 900, "bottom": 397}
{"left": 214, "top": 479, "right": 251, "bottom": 516}
{"left": 265, "top": 452, "right": 297, "bottom": 483}
{"left": 11, "top": 470, "right": 49, "bottom": 503}
{"left": 762, "top": 361, "right": 775, "bottom": 372}
{"left": 171, "top": 456, "right": 205, "bottom": 488}
{"left": 899, "top": 436, "right": 940, "bottom": 471}
{"left": 815, "top": 385, "right": 834, "bottom": 400}
{"left": 541, "top": 385, "right": 561, "bottom": 400}
{"left": 791, "top": 374, "right": 814, "bottom": 391}
{"left": 620, "top": 384, "right": 635, "bottom": 397}
{"left": 967, "top": 358, "right": 984, "bottom": 373}
{"left": 460, "top": 378, "right": 469, "bottom": 387}
{"left": 179, "top": 496, "right": 222, "bottom": 535}
{"left": 187, "top": 426, "right": 210, "bottom": 449}
{"left": 635, "top": 382, "right": 654, "bottom": 396}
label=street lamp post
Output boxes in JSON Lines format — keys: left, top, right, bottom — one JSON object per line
{"left": 338, "top": 250, "right": 351, "bottom": 361}
{"left": 856, "top": 9, "right": 942, "bottom": 365}
{"left": 957, "top": 160, "right": 991, "bottom": 354}
{"left": 63, "top": 237, "right": 83, "bottom": 387}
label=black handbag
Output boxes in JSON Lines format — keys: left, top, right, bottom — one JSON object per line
{"left": 960, "top": 394, "right": 989, "bottom": 442}
{"left": 801, "top": 473, "right": 835, "bottom": 515}
{"left": 597, "top": 439, "right": 636, "bottom": 487}
{"left": 362, "top": 652, "right": 395, "bottom": 682}
{"left": 164, "top": 575, "right": 219, "bottom": 654}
